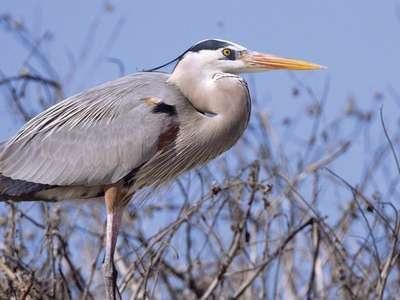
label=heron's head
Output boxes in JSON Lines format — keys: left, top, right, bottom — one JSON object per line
{"left": 149, "top": 39, "right": 323, "bottom": 75}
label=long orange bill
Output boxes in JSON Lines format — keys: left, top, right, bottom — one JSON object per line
{"left": 244, "top": 51, "right": 324, "bottom": 71}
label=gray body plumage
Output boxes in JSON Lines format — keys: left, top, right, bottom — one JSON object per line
{"left": 0, "top": 72, "right": 250, "bottom": 201}
{"left": 0, "top": 39, "right": 322, "bottom": 300}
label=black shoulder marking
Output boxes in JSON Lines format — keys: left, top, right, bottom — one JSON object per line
{"left": 189, "top": 39, "right": 232, "bottom": 53}
{"left": 152, "top": 102, "right": 177, "bottom": 116}
{"left": 0, "top": 174, "right": 53, "bottom": 197}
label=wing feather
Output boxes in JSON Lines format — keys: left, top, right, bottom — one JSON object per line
{"left": 0, "top": 72, "right": 184, "bottom": 186}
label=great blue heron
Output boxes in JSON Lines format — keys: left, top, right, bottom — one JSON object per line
{"left": 0, "top": 39, "right": 322, "bottom": 299}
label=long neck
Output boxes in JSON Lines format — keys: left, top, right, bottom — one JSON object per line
{"left": 168, "top": 65, "right": 251, "bottom": 162}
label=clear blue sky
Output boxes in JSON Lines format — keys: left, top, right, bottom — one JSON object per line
{"left": 1, "top": 0, "right": 399, "bottom": 183}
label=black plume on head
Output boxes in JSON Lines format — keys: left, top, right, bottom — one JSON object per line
{"left": 143, "top": 39, "right": 233, "bottom": 72}
{"left": 188, "top": 39, "right": 232, "bottom": 53}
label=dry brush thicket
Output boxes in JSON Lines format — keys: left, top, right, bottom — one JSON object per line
{"left": 0, "top": 11, "right": 400, "bottom": 300}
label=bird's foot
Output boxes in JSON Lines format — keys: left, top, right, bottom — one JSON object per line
{"left": 103, "top": 262, "right": 120, "bottom": 300}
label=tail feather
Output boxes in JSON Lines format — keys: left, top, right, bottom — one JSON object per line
{"left": 0, "top": 141, "right": 53, "bottom": 200}
{"left": 0, "top": 174, "right": 52, "bottom": 198}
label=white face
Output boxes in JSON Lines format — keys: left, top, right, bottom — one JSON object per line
{"left": 178, "top": 41, "right": 249, "bottom": 74}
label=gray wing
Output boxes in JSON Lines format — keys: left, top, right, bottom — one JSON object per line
{"left": 0, "top": 72, "right": 184, "bottom": 186}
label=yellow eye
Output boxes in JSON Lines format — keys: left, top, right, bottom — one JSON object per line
{"left": 222, "top": 48, "right": 231, "bottom": 57}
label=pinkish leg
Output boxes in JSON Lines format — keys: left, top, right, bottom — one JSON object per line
{"left": 103, "top": 186, "right": 124, "bottom": 300}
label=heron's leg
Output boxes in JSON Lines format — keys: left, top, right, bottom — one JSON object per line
{"left": 103, "top": 186, "right": 124, "bottom": 300}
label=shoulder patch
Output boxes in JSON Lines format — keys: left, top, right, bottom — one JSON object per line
{"left": 152, "top": 102, "right": 177, "bottom": 117}
{"left": 143, "top": 96, "right": 161, "bottom": 106}
{"left": 158, "top": 123, "right": 179, "bottom": 151}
